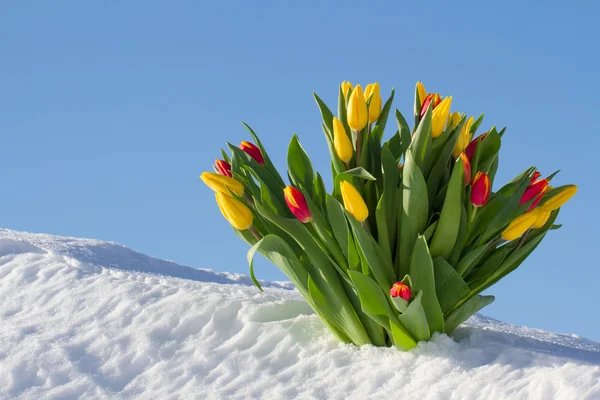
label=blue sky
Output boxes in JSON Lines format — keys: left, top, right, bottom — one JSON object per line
{"left": 2, "top": 1, "right": 599, "bottom": 340}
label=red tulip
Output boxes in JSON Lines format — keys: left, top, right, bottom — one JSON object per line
{"left": 458, "top": 152, "right": 471, "bottom": 186}
{"left": 283, "top": 186, "right": 312, "bottom": 223}
{"left": 521, "top": 178, "right": 549, "bottom": 209}
{"left": 215, "top": 160, "right": 232, "bottom": 177}
{"left": 465, "top": 133, "right": 489, "bottom": 162}
{"left": 471, "top": 172, "right": 491, "bottom": 207}
{"left": 420, "top": 93, "right": 442, "bottom": 118}
{"left": 530, "top": 171, "right": 541, "bottom": 184}
{"left": 390, "top": 282, "right": 411, "bottom": 301}
{"left": 240, "top": 141, "right": 265, "bottom": 166}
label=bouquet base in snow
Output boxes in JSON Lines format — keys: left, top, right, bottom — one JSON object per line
{"left": 201, "top": 81, "right": 577, "bottom": 350}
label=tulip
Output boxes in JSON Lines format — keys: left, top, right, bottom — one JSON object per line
{"left": 240, "top": 141, "right": 265, "bottom": 166}
{"left": 541, "top": 185, "right": 578, "bottom": 211}
{"left": 420, "top": 93, "right": 442, "bottom": 119}
{"left": 215, "top": 159, "right": 232, "bottom": 177}
{"left": 347, "top": 85, "right": 368, "bottom": 131}
{"left": 471, "top": 172, "right": 491, "bottom": 207}
{"left": 341, "top": 81, "right": 353, "bottom": 98}
{"left": 333, "top": 117, "right": 353, "bottom": 163}
{"left": 215, "top": 192, "right": 253, "bottom": 230}
{"left": 465, "top": 133, "right": 488, "bottom": 161}
{"left": 531, "top": 208, "right": 551, "bottom": 229}
{"left": 390, "top": 282, "right": 411, "bottom": 301}
{"left": 283, "top": 186, "right": 312, "bottom": 223}
{"left": 452, "top": 116, "right": 475, "bottom": 157}
{"left": 340, "top": 181, "right": 369, "bottom": 222}
{"left": 201, "top": 172, "right": 245, "bottom": 196}
{"left": 458, "top": 153, "right": 471, "bottom": 186}
{"left": 501, "top": 210, "right": 539, "bottom": 241}
{"left": 431, "top": 96, "right": 452, "bottom": 138}
{"left": 530, "top": 171, "right": 541, "bottom": 184}
{"left": 448, "top": 112, "right": 461, "bottom": 130}
{"left": 521, "top": 178, "right": 549, "bottom": 206}
{"left": 364, "top": 82, "right": 382, "bottom": 123}
{"left": 416, "top": 82, "right": 427, "bottom": 107}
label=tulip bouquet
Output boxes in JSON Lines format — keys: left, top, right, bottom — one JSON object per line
{"left": 201, "top": 82, "right": 577, "bottom": 350}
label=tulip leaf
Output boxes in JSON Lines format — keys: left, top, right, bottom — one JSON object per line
{"left": 429, "top": 157, "right": 464, "bottom": 259}
{"left": 433, "top": 257, "right": 470, "bottom": 314}
{"left": 326, "top": 194, "right": 350, "bottom": 259}
{"left": 375, "top": 146, "right": 399, "bottom": 262}
{"left": 313, "top": 93, "right": 335, "bottom": 138}
{"left": 347, "top": 229, "right": 361, "bottom": 271}
{"left": 372, "top": 88, "right": 395, "bottom": 142}
{"left": 407, "top": 106, "right": 432, "bottom": 173}
{"left": 444, "top": 295, "right": 495, "bottom": 335}
{"left": 322, "top": 124, "right": 347, "bottom": 176}
{"left": 288, "top": 134, "right": 315, "bottom": 198}
{"left": 399, "top": 150, "right": 429, "bottom": 277}
{"left": 466, "top": 246, "right": 510, "bottom": 288}
{"left": 346, "top": 211, "right": 396, "bottom": 291}
{"left": 337, "top": 87, "right": 351, "bottom": 141}
{"left": 423, "top": 220, "right": 438, "bottom": 242}
{"left": 333, "top": 167, "right": 376, "bottom": 197}
{"left": 426, "top": 117, "right": 465, "bottom": 200}
{"left": 470, "top": 113, "right": 485, "bottom": 134}
{"left": 448, "top": 204, "right": 468, "bottom": 266}
{"left": 456, "top": 244, "right": 488, "bottom": 277}
{"left": 313, "top": 173, "right": 327, "bottom": 211}
{"left": 410, "top": 236, "right": 445, "bottom": 333}
{"left": 398, "top": 290, "right": 431, "bottom": 342}
{"left": 241, "top": 122, "right": 286, "bottom": 187}
{"left": 348, "top": 270, "right": 392, "bottom": 331}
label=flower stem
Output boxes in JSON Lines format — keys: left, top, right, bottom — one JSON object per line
{"left": 249, "top": 226, "right": 262, "bottom": 241}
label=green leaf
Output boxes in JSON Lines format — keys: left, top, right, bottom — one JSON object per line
{"left": 410, "top": 236, "right": 445, "bottom": 333}
{"left": 241, "top": 122, "right": 286, "bottom": 187}
{"left": 348, "top": 270, "right": 392, "bottom": 331}
{"left": 313, "top": 173, "right": 327, "bottom": 211}
{"left": 307, "top": 275, "right": 352, "bottom": 344}
{"left": 313, "top": 93, "right": 335, "bottom": 138}
{"left": 346, "top": 212, "right": 396, "bottom": 291}
{"left": 333, "top": 167, "right": 376, "bottom": 197}
{"left": 287, "top": 134, "right": 314, "bottom": 197}
{"left": 429, "top": 157, "right": 464, "bottom": 259}
{"left": 326, "top": 195, "right": 350, "bottom": 259}
{"left": 466, "top": 246, "right": 510, "bottom": 288}
{"left": 456, "top": 244, "right": 488, "bottom": 277}
{"left": 399, "top": 150, "right": 429, "bottom": 277}
{"left": 407, "top": 105, "right": 432, "bottom": 173}
{"left": 448, "top": 204, "right": 468, "bottom": 266}
{"left": 423, "top": 220, "right": 438, "bottom": 242}
{"left": 444, "top": 295, "right": 495, "bottom": 334}
{"left": 372, "top": 88, "right": 395, "bottom": 142}
{"left": 433, "top": 257, "right": 470, "bottom": 313}
{"left": 375, "top": 146, "right": 399, "bottom": 261}
{"left": 426, "top": 117, "right": 465, "bottom": 200}
{"left": 398, "top": 291, "right": 431, "bottom": 342}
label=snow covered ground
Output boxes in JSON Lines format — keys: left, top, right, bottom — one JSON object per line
{"left": 1, "top": 228, "right": 599, "bottom": 400}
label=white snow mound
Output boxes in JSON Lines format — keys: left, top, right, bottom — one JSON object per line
{"left": 0, "top": 228, "right": 599, "bottom": 400}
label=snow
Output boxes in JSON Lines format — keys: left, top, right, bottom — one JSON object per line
{"left": 1, "top": 229, "right": 599, "bottom": 400}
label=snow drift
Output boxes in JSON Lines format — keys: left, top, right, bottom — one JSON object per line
{"left": 0, "top": 228, "right": 599, "bottom": 399}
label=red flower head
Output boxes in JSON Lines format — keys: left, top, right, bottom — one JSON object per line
{"left": 420, "top": 93, "right": 442, "bottom": 119}
{"left": 390, "top": 282, "right": 411, "bottom": 302}
{"left": 215, "top": 159, "right": 232, "bottom": 177}
{"left": 283, "top": 186, "right": 312, "bottom": 223}
{"left": 240, "top": 141, "right": 265, "bottom": 166}
{"left": 465, "top": 133, "right": 489, "bottom": 162}
{"left": 521, "top": 177, "right": 549, "bottom": 210}
{"left": 471, "top": 172, "right": 491, "bottom": 207}
{"left": 458, "top": 152, "right": 471, "bottom": 186}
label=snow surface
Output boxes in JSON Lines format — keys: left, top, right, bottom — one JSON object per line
{"left": 0, "top": 228, "right": 599, "bottom": 400}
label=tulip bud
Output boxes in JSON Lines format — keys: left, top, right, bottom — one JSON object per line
{"left": 471, "top": 172, "right": 491, "bottom": 207}
{"left": 215, "top": 192, "right": 253, "bottom": 230}
{"left": 465, "top": 133, "right": 488, "bottom": 162}
{"left": 452, "top": 116, "right": 475, "bottom": 157}
{"left": 283, "top": 186, "right": 312, "bottom": 223}
{"left": 215, "top": 159, "right": 232, "bottom": 177}
{"left": 416, "top": 82, "right": 427, "bottom": 107}
{"left": 340, "top": 181, "right": 369, "bottom": 222}
{"left": 240, "top": 141, "right": 265, "bottom": 166}
{"left": 420, "top": 93, "right": 442, "bottom": 119}
{"left": 501, "top": 210, "right": 538, "bottom": 241}
{"left": 530, "top": 171, "right": 541, "bottom": 184}
{"left": 541, "top": 185, "right": 578, "bottom": 211}
{"left": 201, "top": 172, "right": 245, "bottom": 196}
{"left": 332, "top": 117, "right": 353, "bottom": 163}
{"left": 390, "top": 282, "right": 411, "bottom": 301}
{"left": 520, "top": 179, "right": 549, "bottom": 206}
{"left": 531, "top": 208, "right": 551, "bottom": 229}
{"left": 347, "top": 85, "right": 368, "bottom": 131}
{"left": 458, "top": 153, "right": 471, "bottom": 186}
{"left": 341, "top": 81, "right": 353, "bottom": 98}
{"left": 364, "top": 82, "right": 382, "bottom": 123}
{"left": 431, "top": 96, "right": 452, "bottom": 138}
{"left": 448, "top": 112, "right": 461, "bottom": 130}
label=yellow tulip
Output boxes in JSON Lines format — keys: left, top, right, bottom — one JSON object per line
{"left": 340, "top": 181, "right": 369, "bottom": 222}
{"left": 501, "top": 210, "right": 538, "bottom": 241}
{"left": 531, "top": 209, "right": 551, "bottom": 229}
{"left": 364, "top": 82, "right": 382, "bottom": 124}
{"left": 448, "top": 112, "right": 461, "bottom": 129}
{"left": 333, "top": 117, "right": 353, "bottom": 163}
{"left": 416, "top": 82, "right": 427, "bottom": 107}
{"left": 201, "top": 172, "right": 244, "bottom": 196}
{"left": 215, "top": 192, "right": 253, "bottom": 230}
{"left": 541, "top": 185, "right": 578, "bottom": 211}
{"left": 347, "top": 85, "right": 368, "bottom": 131}
{"left": 452, "top": 116, "right": 475, "bottom": 157}
{"left": 431, "top": 96, "right": 452, "bottom": 138}
{"left": 341, "top": 81, "right": 353, "bottom": 98}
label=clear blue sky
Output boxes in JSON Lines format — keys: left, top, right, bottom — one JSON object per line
{"left": 2, "top": 1, "right": 599, "bottom": 340}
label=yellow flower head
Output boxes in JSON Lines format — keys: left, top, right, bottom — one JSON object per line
{"left": 364, "top": 82, "right": 382, "bottom": 124}
{"left": 541, "top": 185, "right": 578, "bottom": 211}
{"left": 341, "top": 81, "right": 353, "bottom": 98}
{"left": 201, "top": 172, "right": 244, "bottom": 196}
{"left": 501, "top": 210, "right": 539, "bottom": 241}
{"left": 215, "top": 192, "right": 253, "bottom": 230}
{"left": 452, "top": 116, "right": 474, "bottom": 157}
{"left": 340, "top": 181, "right": 369, "bottom": 222}
{"left": 347, "top": 85, "right": 368, "bottom": 131}
{"left": 431, "top": 96, "right": 452, "bottom": 138}
{"left": 333, "top": 117, "right": 353, "bottom": 163}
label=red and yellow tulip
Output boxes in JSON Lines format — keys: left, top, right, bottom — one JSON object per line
{"left": 215, "top": 159, "right": 232, "bottom": 177}
{"left": 283, "top": 186, "right": 312, "bottom": 223}
{"left": 390, "top": 282, "right": 411, "bottom": 301}
{"left": 240, "top": 141, "right": 265, "bottom": 166}
{"left": 471, "top": 172, "right": 491, "bottom": 207}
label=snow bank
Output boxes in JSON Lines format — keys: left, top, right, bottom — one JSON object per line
{"left": 0, "top": 229, "right": 599, "bottom": 399}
